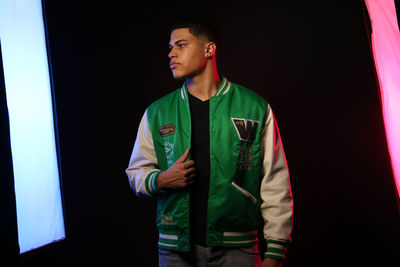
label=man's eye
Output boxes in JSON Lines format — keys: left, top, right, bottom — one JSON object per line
{"left": 179, "top": 44, "right": 186, "bottom": 48}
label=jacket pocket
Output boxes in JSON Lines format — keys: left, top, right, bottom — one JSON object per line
{"left": 231, "top": 181, "right": 257, "bottom": 204}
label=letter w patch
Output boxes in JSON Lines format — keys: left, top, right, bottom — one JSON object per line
{"left": 231, "top": 118, "right": 259, "bottom": 142}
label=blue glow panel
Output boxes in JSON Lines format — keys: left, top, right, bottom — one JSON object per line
{"left": 0, "top": 0, "right": 65, "bottom": 253}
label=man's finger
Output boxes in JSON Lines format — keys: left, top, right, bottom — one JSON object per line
{"left": 183, "top": 160, "right": 195, "bottom": 168}
{"left": 177, "top": 148, "right": 190, "bottom": 163}
{"left": 185, "top": 167, "right": 196, "bottom": 175}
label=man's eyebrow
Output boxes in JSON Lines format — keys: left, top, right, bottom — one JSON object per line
{"left": 169, "top": 39, "right": 188, "bottom": 48}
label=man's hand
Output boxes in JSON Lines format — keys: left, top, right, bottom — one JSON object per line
{"left": 262, "top": 257, "right": 282, "bottom": 267}
{"left": 157, "top": 148, "right": 195, "bottom": 189}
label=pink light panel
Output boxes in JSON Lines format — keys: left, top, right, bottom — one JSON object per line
{"left": 364, "top": 0, "right": 400, "bottom": 199}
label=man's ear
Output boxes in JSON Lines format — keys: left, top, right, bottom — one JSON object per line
{"left": 205, "top": 42, "right": 217, "bottom": 57}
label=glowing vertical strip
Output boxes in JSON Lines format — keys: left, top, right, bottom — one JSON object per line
{"left": 364, "top": 0, "right": 400, "bottom": 198}
{"left": 0, "top": 0, "right": 65, "bottom": 253}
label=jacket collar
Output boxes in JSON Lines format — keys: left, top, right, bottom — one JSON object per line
{"left": 180, "top": 77, "right": 231, "bottom": 101}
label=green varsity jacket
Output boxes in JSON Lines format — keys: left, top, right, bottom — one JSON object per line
{"left": 126, "top": 77, "right": 293, "bottom": 260}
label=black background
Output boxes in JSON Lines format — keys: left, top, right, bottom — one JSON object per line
{"left": 1, "top": 1, "right": 399, "bottom": 266}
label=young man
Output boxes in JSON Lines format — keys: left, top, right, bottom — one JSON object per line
{"left": 126, "top": 17, "right": 293, "bottom": 267}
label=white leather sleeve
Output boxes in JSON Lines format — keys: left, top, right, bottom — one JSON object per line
{"left": 125, "top": 110, "right": 162, "bottom": 197}
{"left": 260, "top": 105, "right": 293, "bottom": 245}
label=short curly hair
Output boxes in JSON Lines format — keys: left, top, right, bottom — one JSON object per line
{"left": 170, "top": 16, "right": 221, "bottom": 51}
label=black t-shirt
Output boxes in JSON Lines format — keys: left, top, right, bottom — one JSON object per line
{"left": 188, "top": 92, "right": 210, "bottom": 246}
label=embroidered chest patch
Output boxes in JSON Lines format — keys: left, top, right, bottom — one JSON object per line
{"left": 160, "top": 211, "right": 174, "bottom": 225}
{"left": 239, "top": 146, "right": 254, "bottom": 170}
{"left": 164, "top": 141, "right": 174, "bottom": 166}
{"left": 160, "top": 124, "right": 176, "bottom": 137}
{"left": 231, "top": 118, "right": 259, "bottom": 142}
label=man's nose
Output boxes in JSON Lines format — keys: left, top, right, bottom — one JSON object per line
{"left": 168, "top": 48, "right": 176, "bottom": 59}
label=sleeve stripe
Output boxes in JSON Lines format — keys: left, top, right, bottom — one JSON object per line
{"left": 267, "top": 239, "right": 289, "bottom": 246}
{"left": 144, "top": 171, "right": 165, "bottom": 195}
{"left": 152, "top": 171, "right": 167, "bottom": 194}
{"left": 265, "top": 239, "right": 289, "bottom": 260}
{"left": 151, "top": 172, "right": 158, "bottom": 192}
{"left": 145, "top": 171, "right": 159, "bottom": 195}
{"left": 144, "top": 173, "right": 152, "bottom": 195}
{"left": 264, "top": 252, "right": 284, "bottom": 261}
{"left": 267, "top": 247, "right": 285, "bottom": 254}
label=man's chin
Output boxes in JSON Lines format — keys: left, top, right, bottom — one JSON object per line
{"left": 172, "top": 72, "right": 187, "bottom": 80}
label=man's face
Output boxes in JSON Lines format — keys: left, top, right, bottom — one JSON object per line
{"left": 168, "top": 28, "right": 207, "bottom": 79}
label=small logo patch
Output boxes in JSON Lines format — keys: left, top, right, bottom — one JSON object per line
{"left": 160, "top": 125, "right": 176, "bottom": 137}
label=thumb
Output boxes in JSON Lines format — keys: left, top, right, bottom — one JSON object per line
{"left": 177, "top": 148, "right": 190, "bottom": 162}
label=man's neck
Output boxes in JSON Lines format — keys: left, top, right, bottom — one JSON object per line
{"left": 185, "top": 63, "right": 221, "bottom": 101}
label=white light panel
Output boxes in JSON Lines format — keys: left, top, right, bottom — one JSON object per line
{"left": 0, "top": 0, "right": 65, "bottom": 253}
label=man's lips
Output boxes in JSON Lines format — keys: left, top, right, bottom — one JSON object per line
{"left": 170, "top": 62, "right": 180, "bottom": 69}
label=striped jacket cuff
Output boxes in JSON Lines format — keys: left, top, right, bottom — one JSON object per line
{"left": 144, "top": 171, "right": 166, "bottom": 195}
{"left": 264, "top": 239, "right": 289, "bottom": 261}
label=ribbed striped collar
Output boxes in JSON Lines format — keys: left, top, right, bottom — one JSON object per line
{"left": 180, "top": 77, "right": 232, "bottom": 100}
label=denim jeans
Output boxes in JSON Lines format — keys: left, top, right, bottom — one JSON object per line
{"left": 158, "top": 244, "right": 261, "bottom": 267}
